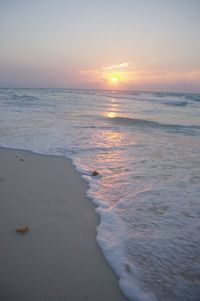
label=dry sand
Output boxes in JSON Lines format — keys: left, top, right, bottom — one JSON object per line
{"left": 0, "top": 148, "right": 128, "bottom": 301}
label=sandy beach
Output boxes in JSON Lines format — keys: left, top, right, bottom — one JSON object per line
{"left": 0, "top": 147, "right": 128, "bottom": 301}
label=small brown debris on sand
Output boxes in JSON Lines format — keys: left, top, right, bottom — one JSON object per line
{"left": 124, "top": 262, "right": 131, "bottom": 273}
{"left": 92, "top": 170, "right": 99, "bottom": 176}
{"left": 15, "top": 227, "right": 30, "bottom": 234}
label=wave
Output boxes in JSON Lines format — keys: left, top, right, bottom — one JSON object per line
{"left": 185, "top": 94, "right": 200, "bottom": 103}
{"left": 94, "top": 90, "right": 200, "bottom": 107}
{"left": 159, "top": 99, "right": 189, "bottom": 107}
{"left": 109, "top": 116, "right": 200, "bottom": 135}
{"left": 12, "top": 94, "right": 39, "bottom": 101}
{"left": 153, "top": 91, "right": 200, "bottom": 100}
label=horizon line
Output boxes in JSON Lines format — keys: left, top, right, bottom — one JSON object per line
{"left": 0, "top": 86, "right": 199, "bottom": 95}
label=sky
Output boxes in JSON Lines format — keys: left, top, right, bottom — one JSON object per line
{"left": 0, "top": 0, "right": 200, "bottom": 92}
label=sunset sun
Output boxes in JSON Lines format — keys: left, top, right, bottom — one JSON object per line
{"left": 111, "top": 76, "right": 118, "bottom": 82}
{"left": 102, "top": 64, "right": 130, "bottom": 87}
{"left": 108, "top": 73, "right": 122, "bottom": 84}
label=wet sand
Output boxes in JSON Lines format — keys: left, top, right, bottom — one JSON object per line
{"left": 0, "top": 148, "right": 128, "bottom": 301}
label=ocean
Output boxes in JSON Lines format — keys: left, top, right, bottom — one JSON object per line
{"left": 0, "top": 88, "right": 200, "bottom": 301}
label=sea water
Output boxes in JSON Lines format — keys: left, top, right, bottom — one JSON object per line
{"left": 0, "top": 88, "right": 200, "bottom": 301}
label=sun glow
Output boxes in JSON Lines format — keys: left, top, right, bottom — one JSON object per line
{"left": 108, "top": 73, "right": 122, "bottom": 85}
{"left": 111, "top": 76, "right": 118, "bottom": 82}
{"left": 101, "top": 62, "right": 130, "bottom": 87}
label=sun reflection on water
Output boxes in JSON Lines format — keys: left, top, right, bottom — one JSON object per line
{"left": 107, "top": 111, "right": 117, "bottom": 118}
{"left": 106, "top": 98, "right": 120, "bottom": 119}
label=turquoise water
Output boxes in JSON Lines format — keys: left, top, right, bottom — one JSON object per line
{"left": 0, "top": 88, "right": 200, "bottom": 301}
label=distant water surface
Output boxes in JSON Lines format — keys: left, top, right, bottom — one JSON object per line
{"left": 0, "top": 88, "right": 200, "bottom": 301}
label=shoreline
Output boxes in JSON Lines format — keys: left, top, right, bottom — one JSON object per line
{"left": 0, "top": 147, "right": 129, "bottom": 301}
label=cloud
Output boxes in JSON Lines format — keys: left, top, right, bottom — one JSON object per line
{"left": 103, "top": 62, "right": 129, "bottom": 71}
{"left": 79, "top": 63, "right": 131, "bottom": 76}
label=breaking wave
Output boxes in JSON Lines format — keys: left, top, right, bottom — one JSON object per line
{"left": 12, "top": 94, "right": 39, "bottom": 101}
{"left": 109, "top": 116, "right": 200, "bottom": 135}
